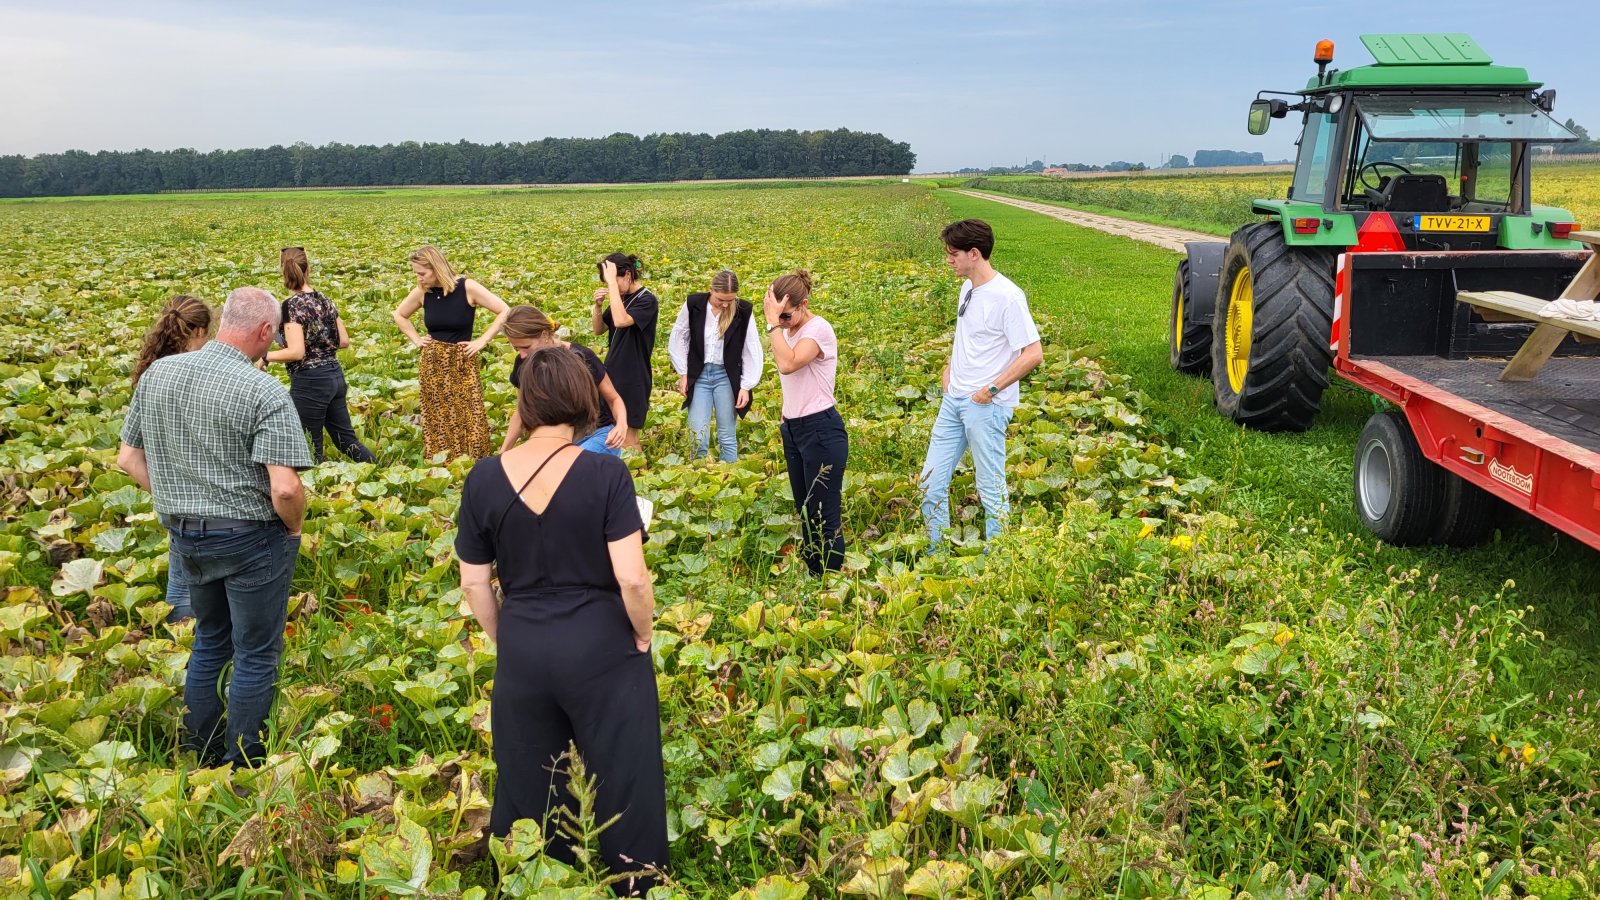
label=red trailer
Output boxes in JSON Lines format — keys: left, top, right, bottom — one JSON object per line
{"left": 1332, "top": 232, "right": 1600, "bottom": 549}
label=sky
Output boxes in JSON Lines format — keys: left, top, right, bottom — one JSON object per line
{"left": 2, "top": 0, "right": 1592, "bottom": 173}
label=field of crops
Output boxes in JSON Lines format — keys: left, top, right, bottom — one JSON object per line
{"left": 2, "top": 183, "right": 1598, "bottom": 897}
{"left": 966, "top": 159, "right": 1600, "bottom": 238}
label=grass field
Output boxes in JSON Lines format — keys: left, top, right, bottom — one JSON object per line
{"left": 1, "top": 182, "right": 1597, "bottom": 897}
{"left": 963, "top": 159, "right": 1600, "bottom": 239}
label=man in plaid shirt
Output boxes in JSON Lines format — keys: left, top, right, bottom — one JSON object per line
{"left": 119, "top": 287, "right": 313, "bottom": 767}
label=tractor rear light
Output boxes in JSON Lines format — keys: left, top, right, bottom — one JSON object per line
{"left": 1293, "top": 217, "right": 1320, "bottom": 234}
{"left": 1550, "top": 222, "right": 1577, "bottom": 239}
{"left": 1314, "top": 39, "right": 1335, "bottom": 64}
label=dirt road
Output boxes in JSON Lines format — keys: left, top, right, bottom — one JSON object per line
{"left": 948, "top": 189, "right": 1223, "bottom": 253}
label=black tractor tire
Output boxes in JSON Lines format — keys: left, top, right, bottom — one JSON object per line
{"left": 1354, "top": 411, "right": 1443, "bottom": 546}
{"left": 1431, "top": 471, "right": 1501, "bottom": 546}
{"left": 1210, "top": 222, "right": 1337, "bottom": 432}
{"left": 1169, "top": 259, "right": 1213, "bottom": 375}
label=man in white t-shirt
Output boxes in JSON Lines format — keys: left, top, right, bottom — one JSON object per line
{"left": 918, "top": 219, "right": 1044, "bottom": 550}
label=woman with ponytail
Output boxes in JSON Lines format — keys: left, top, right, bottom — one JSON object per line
{"left": 498, "top": 306, "right": 629, "bottom": 456}
{"left": 267, "top": 247, "right": 377, "bottom": 464}
{"left": 667, "top": 269, "right": 762, "bottom": 462}
{"left": 590, "top": 252, "right": 658, "bottom": 452}
{"left": 133, "top": 295, "right": 214, "bottom": 620}
{"left": 763, "top": 270, "right": 848, "bottom": 575}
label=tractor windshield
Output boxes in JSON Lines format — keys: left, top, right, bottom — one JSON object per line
{"left": 1354, "top": 95, "right": 1576, "bottom": 142}
{"left": 1338, "top": 98, "right": 1568, "bottom": 214}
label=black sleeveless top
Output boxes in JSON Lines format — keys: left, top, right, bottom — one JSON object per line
{"left": 423, "top": 278, "right": 474, "bottom": 343}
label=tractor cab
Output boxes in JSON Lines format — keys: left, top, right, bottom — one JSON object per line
{"left": 1248, "top": 34, "right": 1581, "bottom": 251}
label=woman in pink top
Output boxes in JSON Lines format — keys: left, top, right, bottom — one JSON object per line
{"left": 763, "top": 270, "right": 848, "bottom": 574}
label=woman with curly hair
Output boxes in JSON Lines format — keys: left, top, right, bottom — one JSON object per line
{"left": 132, "top": 294, "right": 213, "bottom": 620}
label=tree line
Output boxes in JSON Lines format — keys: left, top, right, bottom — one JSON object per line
{"left": 0, "top": 129, "right": 916, "bottom": 198}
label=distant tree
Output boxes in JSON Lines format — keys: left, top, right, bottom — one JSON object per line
{"left": 0, "top": 129, "right": 916, "bottom": 198}
{"left": 1193, "top": 149, "right": 1265, "bottom": 167}
{"left": 1166, "top": 154, "right": 1190, "bottom": 169}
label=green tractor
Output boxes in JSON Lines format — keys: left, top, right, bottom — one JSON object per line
{"left": 1170, "top": 33, "right": 1583, "bottom": 430}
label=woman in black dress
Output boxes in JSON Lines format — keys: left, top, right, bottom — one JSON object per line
{"left": 455, "top": 347, "right": 665, "bottom": 895}
{"left": 590, "top": 253, "right": 658, "bottom": 452}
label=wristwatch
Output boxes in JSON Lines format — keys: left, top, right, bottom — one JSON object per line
{"left": 986, "top": 384, "right": 1000, "bottom": 397}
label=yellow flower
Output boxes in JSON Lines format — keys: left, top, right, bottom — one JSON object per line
{"left": 1169, "top": 534, "right": 1194, "bottom": 551}
{"left": 1521, "top": 744, "right": 1536, "bottom": 764}
{"left": 1273, "top": 627, "right": 1294, "bottom": 648}
{"left": 1138, "top": 523, "right": 1157, "bottom": 539}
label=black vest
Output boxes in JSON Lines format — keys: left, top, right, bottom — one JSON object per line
{"left": 684, "top": 294, "right": 754, "bottom": 415}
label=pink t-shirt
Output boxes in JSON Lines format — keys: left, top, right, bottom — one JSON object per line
{"left": 779, "top": 315, "right": 838, "bottom": 419}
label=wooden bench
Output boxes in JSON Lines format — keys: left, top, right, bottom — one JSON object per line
{"left": 1456, "top": 230, "right": 1600, "bottom": 381}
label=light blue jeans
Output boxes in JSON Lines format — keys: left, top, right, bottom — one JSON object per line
{"left": 919, "top": 393, "right": 1014, "bottom": 546}
{"left": 688, "top": 364, "right": 739, "bottom": 462}
{"left": 579, "top": 424, "right": 623, "bottom": 457}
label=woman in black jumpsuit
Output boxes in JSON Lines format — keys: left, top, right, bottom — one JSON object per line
{"left": 591, "top": 253, "right": 658, "bottom": 452}
{"left": 455, "top": 347, "right": 666, "bottom": 895}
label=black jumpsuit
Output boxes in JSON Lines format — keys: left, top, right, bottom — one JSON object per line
{"left": 454, "top": 450, "right": 666, "bottom": 894}
{"left": 601, "top": 288, "right": 659, "bottom": 430}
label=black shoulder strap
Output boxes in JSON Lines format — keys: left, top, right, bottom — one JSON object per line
{"left": 494, "top": 444, "right": 578, "bottom": 531}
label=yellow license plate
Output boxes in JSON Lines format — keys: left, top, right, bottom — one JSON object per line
{"left": 1418, "top": 215, "right": 1490, "bottom": 232}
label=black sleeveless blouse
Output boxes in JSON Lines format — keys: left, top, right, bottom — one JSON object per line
{"left": 424, "top": 278, "right": 474, "bottom": 342}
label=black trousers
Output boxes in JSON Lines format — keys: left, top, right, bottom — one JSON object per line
{"left": 779, "top": 406, "right": 849, "bottom": 574}
{"left": 289, "top": 366, "right": 376, "bottom": 463}
{"left": 491, "top": 595, "right": 667, "bottom": 896}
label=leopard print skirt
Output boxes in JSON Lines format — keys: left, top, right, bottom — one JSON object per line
{"left": 419, "top": 341, "right": 492, "bottom": 460}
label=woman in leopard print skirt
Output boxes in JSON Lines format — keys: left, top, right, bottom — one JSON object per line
{"left": 391, "top": 245, "right": 511, "bottom": 459}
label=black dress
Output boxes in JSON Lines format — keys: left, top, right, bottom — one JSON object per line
{"left": 454, "top": 451, "right": 666, "bottom": 892}
{"left": 601, "top": 288, "right": 658, "bottom": 430}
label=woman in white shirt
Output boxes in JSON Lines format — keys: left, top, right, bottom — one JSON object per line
{"left": 668, "top": 270, "right": 763, "bottom": 462}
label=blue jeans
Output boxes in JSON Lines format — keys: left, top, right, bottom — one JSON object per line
{"left": 578, "top": 424, "right": 623, "bottom": 457}
{"left": 172, "top": 520, "right": 299, "bottom": 767}
{"left": 919, "top": 394, "right": 1014, "bottom": 546}
{"left": 688, "top": 364, "right": 739, "bottom": 462}
{"left": 165, "top": 541, "right": 193, "bottom": 622}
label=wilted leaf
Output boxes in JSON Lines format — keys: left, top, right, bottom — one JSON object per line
{"left": 51, "top": 558, "right": 105, "bottom": 597}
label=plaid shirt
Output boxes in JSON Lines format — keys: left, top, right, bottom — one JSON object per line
{"left": 120, "top": 341, "right": 312, "bottom": 521}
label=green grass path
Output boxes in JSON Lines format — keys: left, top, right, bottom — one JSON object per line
{"left": 937, "top": 189, "right": 1600, "bottom": 687}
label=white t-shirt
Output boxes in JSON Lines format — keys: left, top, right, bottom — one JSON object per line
{"left": 947, "top": 273, "right": 1040, "bottom": 407}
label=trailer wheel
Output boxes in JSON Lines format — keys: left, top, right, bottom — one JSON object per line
{"left": 1354, "top": 411, "right": 1442, "bottom": 546}
{"left": 1211, "top": 222, "right": 1336, "bottom": 431}
{"left": 1169, "top": 259, "right": 1212, "bottom": 375}
{"left": 1432, "top": 472, "right": 1500, "bottom": 546}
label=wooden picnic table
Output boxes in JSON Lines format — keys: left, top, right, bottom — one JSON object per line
{"left": 1456, "top": 230, "right": 1600, "bottom": 381}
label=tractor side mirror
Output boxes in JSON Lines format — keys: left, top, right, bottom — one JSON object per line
{"left": 1535, "top": 89, "right": 1557, "bottom": 113}
{"left": 1248, "top": 100, "right": 1274, "bottom": 135}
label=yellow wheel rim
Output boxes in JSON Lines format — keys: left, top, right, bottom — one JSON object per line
{"left": 1174, "top": 284, "right": 1186, "bottom": 354}
{"left": 1225, "top": 264, "right": 1254, "bottom": 393}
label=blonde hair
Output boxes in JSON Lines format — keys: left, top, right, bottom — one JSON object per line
{"left": 408, "top": 245, "right": 459, "bottom": 292}
{"left": 710, "top": 269, "right": 739, "bottom": 337}
{"left": 133, "top": 295, "right": 213, "bottom": 385}
{"left": 503, "top": 306, "right": 556, "bottom": 341}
